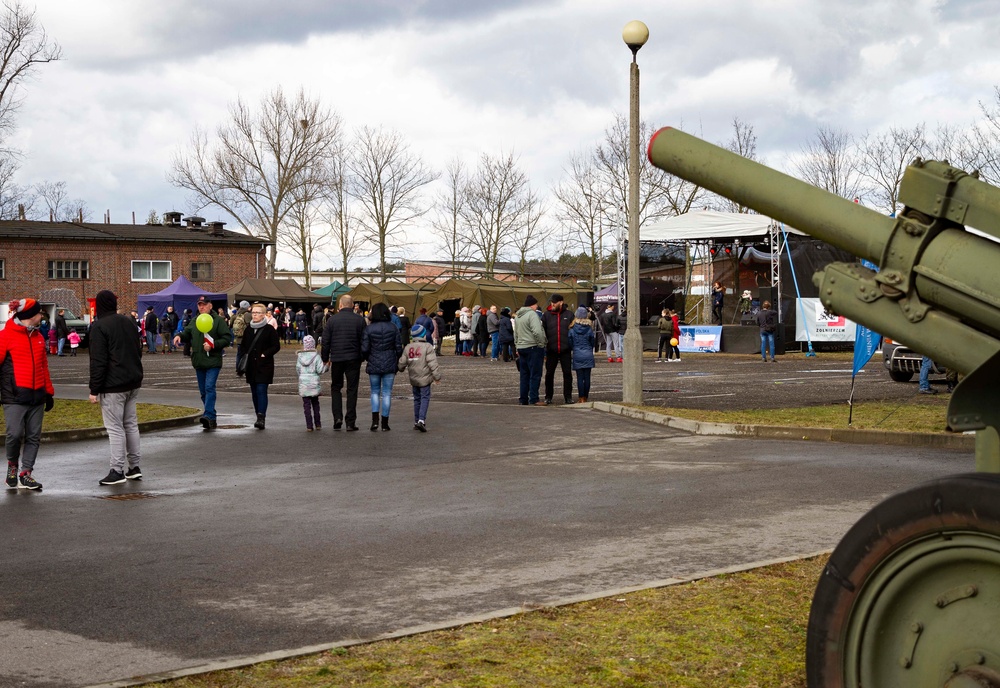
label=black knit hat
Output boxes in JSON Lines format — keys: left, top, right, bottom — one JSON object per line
{"left": 524, "top": 294, "right": 538, "bottom": 307}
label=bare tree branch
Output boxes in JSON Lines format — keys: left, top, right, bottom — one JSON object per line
{"left": 430, "top": 156, "right": 472, "bottom": 275}
{"left": 461, "top": 150, "right": 531, "bottom": 276}
{"left": 794, "top": 126, "right": 866, "bottom": 201}
{"left": 347, "top": 125, "right": 436, "bottom": 281}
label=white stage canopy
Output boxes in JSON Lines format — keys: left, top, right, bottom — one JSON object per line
{"left": 640, "top": 210, "right": 805, "bottom": 242}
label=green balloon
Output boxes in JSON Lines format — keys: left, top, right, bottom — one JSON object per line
{"left": 195, "top": 313, "right": 214, "bottom": 333}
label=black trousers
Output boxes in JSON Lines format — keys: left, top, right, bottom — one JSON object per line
{"left": 329, "top": 359, "right": 361, "bottom": 425}
{"left": 544, "top": 350, "right": 573, "bottom": 401}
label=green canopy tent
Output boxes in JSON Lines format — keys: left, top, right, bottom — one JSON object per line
{"left": 348, "top": 281, "right": 436, "bottom": 316}
{"left": 420, "top": 277, "right": 579, "bottom": 315}
{"left": 312, "top": 281, "right": 351, "bottom": 303}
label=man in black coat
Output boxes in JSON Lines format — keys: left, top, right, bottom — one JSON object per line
{"left": 432, "top": 309, "right": 446, "bottom": 356}
{"left": 54, "top": 308, "right": 70, "bottom": 356}
{"left": 541, "top": 293, "right": 574, "bottom": 404}
{"left": 320, "top": 295, "right": 366, "bottom": 431}
{"left": 88, "top": 290, "right": 144, "bottom": 486}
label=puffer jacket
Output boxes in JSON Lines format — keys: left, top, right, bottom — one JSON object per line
{"left": 362, "top": 319, "right": 402, "bottom": 375}
{"left": 321, "top": 308, "right": 366, "bottom": 363}
{"left": 498, "top": 313, "right": 514, "bottom": 344}
{"left": 568, "top": 320, "right": 596, "bottom": 370}
{"left": 398, "top": 340, "right": 441, "bottom": 387}
{"left": 542, "top": 304, "right": 573, "bottom": 354}
{"left": 0, "top": 318, "right": 54, "bottom": 405}
{"left": 296, "top": 350, "right": 326, "bottom": 397}
{"left": 458, "top": 312, "right": 473, "bottom": 341}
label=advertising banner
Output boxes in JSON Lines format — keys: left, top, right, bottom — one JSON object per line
{"left": 678, "top": 325, "right": 722, "bottom": 353}
{"left": 795, "top": 298, "right": 856, "bottom": 342}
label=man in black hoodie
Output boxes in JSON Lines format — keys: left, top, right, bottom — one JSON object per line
{"left": 541, "top": 293, "right": 574, "bottom": 404}
{"left": 89, "top": 290, "right": 145, "bottom": 486}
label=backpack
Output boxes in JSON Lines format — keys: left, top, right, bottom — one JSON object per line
{"left": 232, "top": 311, "right": 249, "bottom": 338}
{"left": 459, "top": 320, "right": 470, "bottom": 333}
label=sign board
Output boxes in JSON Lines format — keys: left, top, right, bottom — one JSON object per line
{"left": 795, "top": 298, "right": 856, "bottom": 342}
{"left": 678, "top": 325, "right": 721, "bottom": 352}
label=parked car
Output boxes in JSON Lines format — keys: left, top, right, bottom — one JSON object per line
{"left": 881, "top": 338, "right": 944, "bottom": 382}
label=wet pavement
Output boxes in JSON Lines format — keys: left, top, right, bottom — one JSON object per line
{"left": 0, "top": 348, "right": 966, "bottom": 687}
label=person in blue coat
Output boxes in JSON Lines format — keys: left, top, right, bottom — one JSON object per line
{"left": 361, "top": 302, "right": 403, "bottom": 431}
{"left": 567, "top": 307, "right": 596, "bottom": 403}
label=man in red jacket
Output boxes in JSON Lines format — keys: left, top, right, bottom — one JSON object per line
{"left": 1, "top": 298, "right": 55, "bottom": 490}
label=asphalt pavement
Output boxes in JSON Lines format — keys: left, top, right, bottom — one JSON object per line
{"left": 0, "top": 348, "right": 968, "bottom": 687}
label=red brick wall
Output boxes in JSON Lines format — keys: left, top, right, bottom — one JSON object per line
{"left": 1, "top": 237, "right": 265, "bottom": 313}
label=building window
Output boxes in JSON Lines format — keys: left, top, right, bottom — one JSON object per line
{"left": 190, "top": 262, "right": 213, "bottom": 280}
{"left": 131, "top": 260, "right": 171, "bottom": 281}
{"left": 47, "top": 260, "right": 89, "bottom": 280}
{"left": 0, "top": 259, "right": 4, "bottom": 279}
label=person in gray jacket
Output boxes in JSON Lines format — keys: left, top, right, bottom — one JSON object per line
{"left": 397, "top": 323, "right": 441, "bottom": 432}
{"left": 514, "top": 295, "right": 546, "bottom": 405}
{"left": 486, "top": 304, "right": 501, "bottom": 361}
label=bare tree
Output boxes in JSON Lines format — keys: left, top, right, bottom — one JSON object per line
{"left": 430, "top": 157, "right": 472, "bottom": 276}
{"left": 145, "top": 209, "right": 160, "bottom": 225}
{"left": 0, "top": 2, "right": 61, "bottom": 150}
{"left": 461, "top": 150, "right": 531, "bottom": 276}
{"left": 33, "top": 180, "right": 90, "bottom": 221}
{"left": 348, "top": 125, "right": 436, "bottom": 281}
{"left": 857, "top": 125, "right": 927, "bottom": 216}
{"left": 169, "top": 87, "right": 342, "bottom": 277}
{"left": 509, "top": 187, "right": 546, "bottom": 278}
{"left": 928, "top": 123, "right": 981, "bottom": 176}
{"left": 594, "top": 113, "right": 703, "bottom": 229}
{"left": 277, "top": 178, "right": 326, "bottom": 288}
{"left": 553, "top": 152, "right": 610, "bottom": 283}
{"left": 325, "top": 151, "right": 365, "bottom": 285}
{"left": 795, "top": 126, "right": 866, "bottom": 201}
{"left": 713, "top": 117, "right": 760, "bottom": 213}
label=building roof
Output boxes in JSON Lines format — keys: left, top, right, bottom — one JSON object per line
{"left": 0, "top": 219, "right": 272, "bottom": 246}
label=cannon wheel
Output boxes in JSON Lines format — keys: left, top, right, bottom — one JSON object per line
{"left": 807, "top": 473, "right": 1000, "bottom": 687}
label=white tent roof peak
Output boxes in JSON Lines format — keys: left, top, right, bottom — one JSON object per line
{"left": 640, "top": 210, "right": 805, "bottom": 242}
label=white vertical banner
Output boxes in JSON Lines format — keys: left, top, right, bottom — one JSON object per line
{"left": 796, "top": 298, "right": 856, "bottom": 342}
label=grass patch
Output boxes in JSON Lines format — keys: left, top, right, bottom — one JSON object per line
{"left": 0, "top": 399, "right": 198, "bottom": 433}
{"left": 164, "top": 555, "right": 823, "bottom": 688}
{"left": 640, "top": 399, "right": 952, "bottom": 434}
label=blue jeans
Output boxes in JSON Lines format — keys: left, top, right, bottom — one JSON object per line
{"left": 370, "top": 373, "right": 395, "bottom": 415}
{"left": 919, "top": 355, "right": 933, "bottom": 391}
{"left": 58, "top": 337, "right": 67, "bottom": 355}
{"left": 412, "top": 385, "right": 431, "bottom": 422}
{"left": 575, "top": 368, "right": 592, "bottom": 398}
{"left": 517, "top": 347, "right": 545, "bottom": 404}
{"left": 490, "top": 332, "right": 500, "bottom": 359}
{"left": 145, "top": 333, "right": 157, "bottom": 353}
{"left": 250, "top": 382, "right": 269, "bottom": 416}
{"left": 195, "top": 366, "right": 221, "bottom": 420}
{"left": 760, "top": 332, "right": 775, "bottom": 360}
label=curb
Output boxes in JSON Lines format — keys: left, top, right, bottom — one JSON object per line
{"left": 591, "top": 401, "right": 976, "bottom": 451}
{"left": 87, "top": 549, "right": 832, "bottom": 688}
{"left": 39, "top": 412, "right": 202, "bottom": 443}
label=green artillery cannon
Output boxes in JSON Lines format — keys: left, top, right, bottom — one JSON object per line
{"left": 649, "top": 127, "right": 1000, "bottom": 688}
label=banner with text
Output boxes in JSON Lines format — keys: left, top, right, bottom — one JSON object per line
{"left": 795, "top": 298, "right": 856, "bottom": 342}
{"left": 678, "top": 325, "right": 722, "bottom": 353}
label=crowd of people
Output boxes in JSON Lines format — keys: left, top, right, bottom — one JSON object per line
{"left": 3, "top": 289, "right": 630, "bottom": 492}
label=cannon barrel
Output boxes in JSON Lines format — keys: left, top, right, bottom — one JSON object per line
{"left": 647, "top": 126, "right": 1000, "bottom": 378}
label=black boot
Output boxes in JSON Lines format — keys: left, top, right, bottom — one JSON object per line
{"left": 371, "top": 412, "right": 380, "bottom": 431}
{"left": 381, "top": 415, "right": 391, "bottom": 432}
{"left": 254, "top": 413, "right": 265, "bottom": 429}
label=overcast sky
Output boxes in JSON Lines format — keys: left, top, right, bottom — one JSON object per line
{"left": 14, "top": 0, "right": 1000, "bottom": 269}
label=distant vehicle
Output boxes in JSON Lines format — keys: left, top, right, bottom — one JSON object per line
{"left": 881, "top": 338, "right": 944, "bottom": 382}
{"left": 44, "top": 305, "right": 89, "bottom": 347}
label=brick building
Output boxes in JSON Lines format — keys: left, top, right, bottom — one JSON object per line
{"left": 0, "top": 212, "right": 269, "bottom": 317}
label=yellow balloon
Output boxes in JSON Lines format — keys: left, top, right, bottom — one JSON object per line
{"left": 670, "top": 337, "right": 679, "bottom": 347}
{"left": 195, "top": 313, "right": 214, "bottom": 333}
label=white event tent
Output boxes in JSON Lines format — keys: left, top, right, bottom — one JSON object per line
{"left": 639, "top": 209, "right": 804, "bottom": 242}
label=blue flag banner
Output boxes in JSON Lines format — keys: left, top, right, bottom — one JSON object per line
{"left": 852, "top": 259, "right": 882, "bottom": 377}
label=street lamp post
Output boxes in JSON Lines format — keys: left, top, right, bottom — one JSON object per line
{"left": 621, "top": 20, "right": 648, "bottom": 405}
